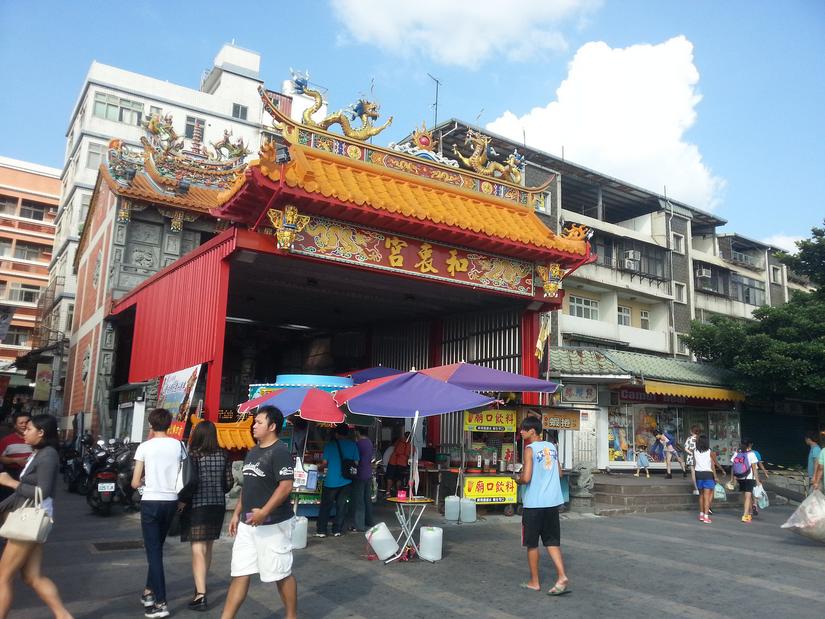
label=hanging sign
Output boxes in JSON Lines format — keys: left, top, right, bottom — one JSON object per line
{"left": 158, "top": 364, "right": 202, "bottom": 422}
{"left": 0, "top": 305, "right": 13, "bottom": 342}
{"left": 464, "top": 476, "right": 517, "bottom": 504}
{"left": 464, "top": 410, "right": 517, "bottom": 433}
{"left": 542, "top": 409, "right": 581, "bottom": 431}
{"left": 33, "top": 364, "right": 53, "bottom": 401}
{"left": 561, "top": 384, "right": 597, "bottom": 403}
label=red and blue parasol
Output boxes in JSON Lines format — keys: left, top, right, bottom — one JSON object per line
{"left": 238, "top": 388, "right": 345, "bottom": 424}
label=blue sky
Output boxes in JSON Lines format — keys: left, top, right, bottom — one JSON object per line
{"left": 1, "top": 0, "right": 822, "bottom": 249}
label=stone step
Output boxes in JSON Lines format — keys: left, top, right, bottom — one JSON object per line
{"left": 593, "top": 483, "right": 694, "bottom": 496}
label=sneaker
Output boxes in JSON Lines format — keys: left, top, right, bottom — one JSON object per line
{"left": 702, "top": 516, "right": 712, "bottom": 524}
{"left": 741, "top": 514, "right": 752, "bottom": 523}
{"left": 633, "top": 471, "right": 640, "bottom": 477}
{"left": 141, "top": 592, "right": 155, "bottom": 608}
{"left": 333, "top": 532, "right": 343, "bottom": 537}
{"left": 707, "top": 508, "right": 714, "bottom": 515}
{"left": 144, "top": 603, "right": 170, "bottom": 618}
{"left": 698, "top": 513, "right": 704, "bottom": 521}
{"left": 682, "top": 471, "right": 687, "bottom": 478}
{"left": 315, "top": 532, "right": 327, "bottom": 538}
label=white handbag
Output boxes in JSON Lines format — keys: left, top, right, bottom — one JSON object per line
{"left": 0, "top": 487, "right": 53, "bottom": 543}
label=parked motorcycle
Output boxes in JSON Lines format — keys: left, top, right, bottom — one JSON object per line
{"left": 86, "top": 438, "right": 139, "bottom": 516}
{"left": 61, "top": 432, "right": 92, "bottom": 495}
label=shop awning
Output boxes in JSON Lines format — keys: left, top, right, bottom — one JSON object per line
{"left": 643, "top": 380, "right": 745, "bottom": 402}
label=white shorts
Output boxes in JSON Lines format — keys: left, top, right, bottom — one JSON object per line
{"left": 231, "top": 519, "right": 295, "bottom": 582}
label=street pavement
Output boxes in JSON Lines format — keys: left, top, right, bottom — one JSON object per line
{"left": 7, "top": 488, "right": 824, "bottom": 619}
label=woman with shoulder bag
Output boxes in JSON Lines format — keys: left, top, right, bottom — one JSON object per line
{"left": 179, "top": 421, "right": 233, "bottom": 612}
{"left": 0, "top": 414, "right": 73, "bottom": 619}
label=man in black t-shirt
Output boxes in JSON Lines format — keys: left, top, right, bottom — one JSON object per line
{"left": 221, "top": 406, "right": 296, "bottom": 619}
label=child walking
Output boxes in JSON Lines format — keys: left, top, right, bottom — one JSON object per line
{"left": 633, "top": 444, "right": 650, "bottom": 478}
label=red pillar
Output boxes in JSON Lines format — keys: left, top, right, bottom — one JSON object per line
{"left": 204, "top": 259, "right": 231, "bottom": 421}
{"left": 520, "top": 310, "right": 540, "bottom": 405}
{"left": 427, "top": 319, "right": 443, "bottom": 447}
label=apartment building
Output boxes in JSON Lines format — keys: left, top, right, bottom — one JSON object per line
{"left": 0, "top": 157, "right": 60, "bottom": 412}
{"left": 39, "top": 44, "right": 273, "bottom": 415}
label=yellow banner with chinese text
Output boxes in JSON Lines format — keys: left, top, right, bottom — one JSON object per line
{"left": 464, "top": 476, "right": 518, "bottom": 504}
{"left": 464, "top": 410, "right": 517, "bottom": 432}
{"left": 541, "top": 409, "right": 581, "bottom": 431}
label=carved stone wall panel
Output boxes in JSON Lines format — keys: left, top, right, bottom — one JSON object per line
{"left": 130, "top": 221, "right": 162, "bottom": 244}
{"left": 115, "top": 224, "right": 127, "bottom": 245}
{"left": 180, "top": 230, "right": 199, "bottom": 256}
{"left": 164, "top": 233, "right": 181, "bottom": 255}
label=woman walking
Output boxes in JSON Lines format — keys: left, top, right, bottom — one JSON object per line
{"left": 693, "top": 435, "right": 719, "bottom": 524}
{"left": 0, "top": 414, "right": 73, "bottom": 619}
{"left": 180, "top": 421, "right": 233, "bottom": 612}
{"left": 654, "top": 429, "right": 686, "bottom": 479}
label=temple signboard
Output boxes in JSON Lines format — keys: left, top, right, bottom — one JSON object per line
{"left": 291, "top": 216, "right": 534, "bottom": 297}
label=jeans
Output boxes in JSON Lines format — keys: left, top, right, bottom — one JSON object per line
{"left": 351, "top": 478, "right": 374, "bottom": 531}
{"left": 141, "top": 500, "right": 177, "bottom": 603}
{"left": 317, "top": 484, "right": 351, "bottom": 535}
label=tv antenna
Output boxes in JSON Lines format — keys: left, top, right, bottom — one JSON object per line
{"left": 427, "top": 73, "right": 442, "bottom": 127}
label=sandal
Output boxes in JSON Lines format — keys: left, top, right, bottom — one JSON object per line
{"left": 548, "top": 583, "right": 571, "bottom": 596}
{"left": 519, "top": 583, "right": 540, "bottom": 591}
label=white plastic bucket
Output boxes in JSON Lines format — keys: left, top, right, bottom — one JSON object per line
{"left": 365, "top": 522, "right": 399, "bottom": 561}
{"left": 444, "top": 495, "right": 460, "bottom": 521}
{"left": 292, "top": 516, "right": 307, "bottom": 550}
{"left": 460, "top": 498, "right": 477, "bottom": 523}
{"left": 419, "top": 526, "right": 443, "bottom": 561}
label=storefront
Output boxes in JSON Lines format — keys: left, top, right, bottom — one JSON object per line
{"left": 605, "top": 386, "right": 744, "bottom": 469}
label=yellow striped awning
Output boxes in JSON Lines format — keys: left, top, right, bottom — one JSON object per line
{"left": 644, "top": 380, "right": 745, "bottom": 402}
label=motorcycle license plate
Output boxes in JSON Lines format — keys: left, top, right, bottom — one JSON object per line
{"left": 97, "top": 483, "right": 115, "bottom": 492}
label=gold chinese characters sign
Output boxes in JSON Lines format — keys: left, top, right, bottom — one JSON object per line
{"left": 290, "top": 216, "right": 534, "bottom": 296}
{"left": 464, "top": 410, "right": 517, "bottom": 433}
{"left": 541, "top": 409, "right": 581, "bottom": 431}
{"left": 464, "top": 476, "right": 518, "bottom": 504}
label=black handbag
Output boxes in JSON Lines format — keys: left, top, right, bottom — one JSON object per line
{"left": 335, "top": 440, "right": 359, "bottom": 481}
{"left": 176, "top": 444, "right": 199, "bottom": 502}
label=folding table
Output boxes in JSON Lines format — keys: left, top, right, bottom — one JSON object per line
{"left": 385, "top": 496, "right": 434, "bottom": 564}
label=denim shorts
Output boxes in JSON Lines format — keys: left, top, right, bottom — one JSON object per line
{"left": 696, "top": 479, "right": 715, "bottom": 490}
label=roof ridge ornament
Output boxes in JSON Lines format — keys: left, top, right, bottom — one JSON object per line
{"left": 452, "top": 129, "right": 526, "bottom": 185}
{"left": 290, "top": 71, "right": 393, "bottom": 141}
{"left": 388, "top": 123, "right": 460, "bottom": 167}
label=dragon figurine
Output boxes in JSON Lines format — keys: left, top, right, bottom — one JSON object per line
{"left": 211, "top": 129, "right": 250, "bottom": 161}
{"left": 142, "top": 113, "right": 183, "bottom": 153}
{"left": 291, "top": 71, "right": 393, "bottom": 141}
{"left": 452, "top": 129, "right": 525, "bottom": 184}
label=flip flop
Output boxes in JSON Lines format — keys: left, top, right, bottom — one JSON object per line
{"left": 547, "top": 583, "right": 571, "bottom": 596}
{"left": 519, "top": 583, "right": 541, "bottom": 591}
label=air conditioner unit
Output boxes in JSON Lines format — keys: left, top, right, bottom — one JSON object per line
{"left": 696, "top": 268, "right": 712, "bottom": 279}
{"left": 623, "top": 259, "right": 640, "bottom": 271}
{"left": 624, "top": 250, "right": 641, "bottom": 261}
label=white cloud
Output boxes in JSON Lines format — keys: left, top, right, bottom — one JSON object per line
{"left": 330, "top": 0, "right": 602, "bottom": 69}
{"left": 487, "top": 36, "right": 725, "bottom": 210}
{"left": 761, "top": 234, "right": 802, "bottom": 253}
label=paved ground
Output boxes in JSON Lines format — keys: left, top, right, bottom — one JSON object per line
{"left": 7, "top": 489, "right": 824, "bottom": 618}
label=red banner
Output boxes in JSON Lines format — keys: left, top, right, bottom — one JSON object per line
{"left": 292, "top": 216, "right": 534, "bottom": 296}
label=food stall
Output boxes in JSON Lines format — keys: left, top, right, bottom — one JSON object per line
{"left": 460, "top": 409, "right": 519, "bottom": 514}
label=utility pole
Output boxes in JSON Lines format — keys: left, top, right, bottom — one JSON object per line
{"left": 427, "top": 73, "right": 441, "bottom": 128}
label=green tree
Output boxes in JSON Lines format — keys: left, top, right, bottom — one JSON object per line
{"left": 685, "top": 222, "right": 825, "bottom": 399}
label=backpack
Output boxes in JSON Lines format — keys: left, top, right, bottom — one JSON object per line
{"left": 731, "top": 451, "right": 751, "bottom": 478}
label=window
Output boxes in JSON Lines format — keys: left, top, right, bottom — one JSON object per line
{"left": 8, "top": 283, "right": 40, "bottom": 303}
{"left": 92, "top": 92, "right": 143, "bottom": 125}
{"left": 185, "top": 116, "right": 205, "bottom": 139}
{"left": 594, "top": 236, "right": 614, "bottom": 268}
{"left": 618, "top": 240, "right": 669, "bottom": 279}
{"left": 0, "top": 195, "right": 17, "bottom": 215}
{"left": 149, "top": 105, "right": 162, "bottom": 117}
{"left": 617, "top": 306, "right": 631, "bottom": 326}
{"left": 19, "top": 200, "right": 47, "bottom": 221}
{"left": 640, "top": 310, "right": 650, "bottom": 330}
{"left": 730, "top": 273, "right": 765, "bottom": 306}
{"left": 569, "top": 296, "right": 599, "bottom": 320}
{"left": 66, "top": 303, "right": 75, "bottom": 333}
{"left": 671, "top": 232, "right": 685, "bottom": 254}
{"left": 674, "top": 282, "right": 686, "bottom": 303}
{"left": 86, "top": 142, "right": 105, "bottom": 170}
{"left": 232, "top": 103, "right": 248, "bottom": 120}
{"left": 676, "top": 334, "right": 689, "bottom": 356}
{"left": 770, "top": 265, "right": 782, "bottom": 284}
{"left": 3, "top": 326, "right": 31, "bottom": 347}
{"left": 0, "top": 240, "right": 11, "bottom": 256}
{"left": 13, "top": 242, "right": 45, "bottom": 261}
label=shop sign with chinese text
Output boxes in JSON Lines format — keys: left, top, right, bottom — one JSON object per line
{"left": 542, "top": 409, "right": 581, "bottom": 431}
{"left": 561, "top": 384, "right": 597, "bottom": 403}
{"left": 464, "top": 410, "right": 517, "bottom": 432}
{"left": 292, "top": 216, "right": 534, "bottom": 297}
{"left": 158, "top": 364, "right": 202, "bottom": 422}
{"left": 464, "top": 476, "right": 517, "bottom": 504}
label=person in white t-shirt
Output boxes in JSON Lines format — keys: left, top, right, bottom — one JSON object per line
{"left": 131, "top": 409, "right": 185, "bottom": 619}
{"left": 728, "top": 439, "right": 759, "bottom": 524}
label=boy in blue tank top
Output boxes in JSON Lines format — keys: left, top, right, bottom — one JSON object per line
{"left": 514, "top": 416, "right": 570, "bottom": 596}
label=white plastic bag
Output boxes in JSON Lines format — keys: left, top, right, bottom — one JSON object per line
{"left": 781, "top": 489, "right": 825, "bottom": 543}
{"left": 713, "top": 483, "right": 727, "bottom": 501}
{"left": 752, "top": 484, "right": 764, "bottom": 499}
